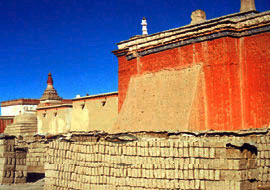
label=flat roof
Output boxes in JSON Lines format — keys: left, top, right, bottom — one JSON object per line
{"left": 1, "top": 99, "right": 40, "bottom": 107}
{"left": 36, "top": 104, "right": 73, "bottom": 111}
{"left": 73, "top": 91, "right": 118, "bottom": 101}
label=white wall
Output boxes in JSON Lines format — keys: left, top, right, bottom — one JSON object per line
{"left": 1, "top": 105, "right": 37, "bottom": 116}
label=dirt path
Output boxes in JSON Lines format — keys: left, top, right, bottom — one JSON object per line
{"left": 0, "top": 179, "right": 44, "bottom": 190}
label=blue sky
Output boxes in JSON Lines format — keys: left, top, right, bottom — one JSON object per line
{"left": 0, "top": 0, "right": 269, "bottom": 102}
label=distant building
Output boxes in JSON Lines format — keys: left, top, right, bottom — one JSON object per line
{"left": 36, "top": 73, "right": 118, "bottom": 135}
{"left": 36, "top": 72, "right": 72, "bottom": 134}
{"left": 37, "top": 104, "right": 73, "bottom": 135}
{"left": 1, "top": 99, "right": 40, "bottom": 116}
{"left": 0, "top": 116, "right": 13, "bottom": 133}
{"left": 38, "top": 72, "right": 70, "bottom": 107}
{"left": 0, "top": 72, "right": 119, "bottom": 135}
{"left": 0, "top": 98, "right": 39, "bottom": 134}
{"left": 70, "top": 92, "right": 118, "bottom": 133}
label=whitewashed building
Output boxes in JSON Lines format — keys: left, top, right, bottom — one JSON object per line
{"left": 1, "top": 99, "right": 40, "bottom": 116}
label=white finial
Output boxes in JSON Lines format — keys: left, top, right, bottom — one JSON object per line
{"left": 141, "top": 17, "right": 148, "bottom": 35}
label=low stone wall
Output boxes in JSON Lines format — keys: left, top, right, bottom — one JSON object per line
{"left": 44, "top": 129, "right": 270, "bottom": 190}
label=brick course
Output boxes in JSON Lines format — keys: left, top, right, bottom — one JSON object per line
{"left": 43, "top": 129, "right": 270, "bottom": 190}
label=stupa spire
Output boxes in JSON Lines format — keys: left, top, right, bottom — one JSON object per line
{"left": 47, "top": 72, "right": 53, "bottom": 85}
{"left": 40, "top": 72, "right": 62, "bottom": 101}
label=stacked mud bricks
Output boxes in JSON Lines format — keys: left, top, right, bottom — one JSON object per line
{"left": 0, "top": 136, "right": 15, "bottom": 184}
{"left": 25, "top": 141, "right": 48, "bottom": 173}
{"left": 14, "top": 148, "right": 27, "bottom": 183}
{"left": 44, "top": 131, "right": 270, "bottom": 190}
{"left": 257, "top": 136, "right": 270, "bottom": 187}
{"left": 0, "top": 135, "right": 27, "bottom": 184}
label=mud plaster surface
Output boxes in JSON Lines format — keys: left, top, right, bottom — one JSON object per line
{"left": 114, "top": 65, "right": 202, "bottom": 132}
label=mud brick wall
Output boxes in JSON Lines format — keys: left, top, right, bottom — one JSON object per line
{"left": 257, "top": 136, "right": 270, "bottom": 188}
{"left": 0, "top": 135, "right": 49, "bottom": 185}
{"left": 14, "top": 148, "right": 27, "bottom": 183}
{"left": 44, "top": 131, "right": 270, "bottom": 190}
{"left": 16, "top": 137, "right": 49, "bottom": 173}
{"left": 0, "top": 136, "right": 15, "bottom": 184}
{"left": 0, "top": 136, "right": 29, "bottom": 185}
{"left": 26, "top": 142, "right": 48, "bottom": 173}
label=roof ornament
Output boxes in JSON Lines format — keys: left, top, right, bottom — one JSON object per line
{"left": 141, "top": 17, "right": 148, "bottom": 35}
{"left": 190, "top": 10, "right": 206, "bottom": 25}
{"left": 240, "top": 0, "right": 256, "bottom": 12}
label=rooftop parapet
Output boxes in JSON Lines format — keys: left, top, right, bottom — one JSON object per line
{"left": 113, "top": 10, "right": 269, "bottom": 59}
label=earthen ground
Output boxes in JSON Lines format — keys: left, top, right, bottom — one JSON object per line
{"left": 0, "top": 179, "right": 44, "bottom": 190}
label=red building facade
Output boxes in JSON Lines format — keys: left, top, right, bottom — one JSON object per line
{"left": 113, "top": 11, "right": 270, "bottom": 131}
{"left": 0, "top": 117, "right": 14, "bottom": 133}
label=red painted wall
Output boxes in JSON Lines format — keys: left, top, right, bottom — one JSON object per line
{"left": 117, "top": 33, "right": 270, "bottom": 130}
{"left": 242, "top": 34, "right": 270, "bottom": 129}
{"left": 0, "top": 117, "right": 13, "bottom": 133}
{"left": 118, "top": 56, "right": 138, "bottom": 111}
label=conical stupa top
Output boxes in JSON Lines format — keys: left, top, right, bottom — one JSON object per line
{"left": 47, "top": 72, "right": 53, "bottom": 85}
{"left": 40, "top": 72, "right": 62, "bottom": 101}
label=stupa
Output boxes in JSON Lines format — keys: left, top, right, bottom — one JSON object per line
{"left": 39, "top": 72, "right": 62, "bottom": 106}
